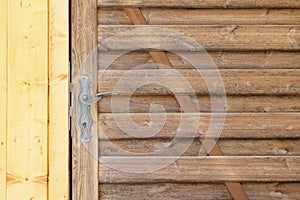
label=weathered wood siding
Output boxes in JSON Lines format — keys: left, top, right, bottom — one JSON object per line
{"left": 97, "top": 1, "right": 300, "bottom": 200}
{"left": 71, "top": 0, "right": 99, "bottom": 199}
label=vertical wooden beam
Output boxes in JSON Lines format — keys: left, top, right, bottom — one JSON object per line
{"left": 48, "top": 0, "right": 69, "bottom": 199}
{"left": 7, "top": 0, "right": 49, "bottom": 199}
{"left": 0, "top": 0, "right": 7, "bottom": 199}
{"left": 72, "top": 0, "right": 99, "bottom": 199}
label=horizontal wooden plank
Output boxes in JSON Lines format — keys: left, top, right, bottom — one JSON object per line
{"left": 99, "top": 113, "right": 300, "bottom": 139}
{"left": 98, "top": 25, "right": 300, "bottom": 51}
{"left": 97, "top": 0, "right": 300, "bottom": 8}
{"left": 99, "top": 156, "right": 300, "bottom": 183}
{"left": 98, "top": 9, "right": 300, "bottom": 25}
{"left": 100, "top": 183, "right": 300, "bottom": 200}
{"left": 99, "top": 51, "right": 300, "bottom": 69}
{"left": 98, "top": 69, "right": 300, "bottom": 95}
{"left": 99, "top": 95, "right": 300, "bottom": 113}
{"left": 100, "top": 139, "right": 300, "bottom": 156}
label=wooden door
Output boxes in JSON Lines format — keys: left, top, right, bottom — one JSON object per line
{"left": 72, "top": 0, "right": 300, "bottom": 199}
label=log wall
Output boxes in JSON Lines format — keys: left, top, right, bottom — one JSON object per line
{"left": 97, "top": 1, "right": 300, "bottom": 199}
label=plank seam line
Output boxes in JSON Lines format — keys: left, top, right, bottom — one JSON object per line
{"left": 5, "top": 0, "right": 8, "bottom": 198}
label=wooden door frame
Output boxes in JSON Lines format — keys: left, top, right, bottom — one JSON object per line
{"left": 71, "top": 0, "right": 99, "bottom": 199}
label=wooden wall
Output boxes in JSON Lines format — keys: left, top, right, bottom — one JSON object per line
{"left": 97, "top": 0, "right": 300, "bottom": 199}
{"left": 0, "top": 0, "right": 69, "bottom": 199}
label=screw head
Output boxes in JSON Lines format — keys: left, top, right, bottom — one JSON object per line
{"left": 82, "top": 94, "right": 88, "bottom": 100}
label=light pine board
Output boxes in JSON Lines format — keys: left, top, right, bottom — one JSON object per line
{"left": 48, "top": 0, "right": 69, "bottom": 199}
{"left": 7, "top": 0, "right": 49, "bottom": 199}
{"left": 0, "top": 0, "right": 7, "bottom": 199}
{"left": 1, "top": 0, "right": 70, "bottom": 199}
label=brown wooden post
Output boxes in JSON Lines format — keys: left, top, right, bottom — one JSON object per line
{"left": 72, "top": 0, "right": 99, "bottom": 199}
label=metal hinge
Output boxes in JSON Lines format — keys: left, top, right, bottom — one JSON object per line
{"left": 69, "top": 82, "right": 73, "bottom": 118}
{"left": 69, "top": 61, "right": 72, "bottom": 133}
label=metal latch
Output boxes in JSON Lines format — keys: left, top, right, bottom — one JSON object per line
{"left": 78, "top": 75, "right": 118, "bottom": 142}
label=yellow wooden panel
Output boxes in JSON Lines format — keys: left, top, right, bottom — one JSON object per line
{"left": 48, "top": 0, "right": 69, "bottom": 199}
{"left": 0, "top": 0, "right": 7, "bottom": 199}
{"left": 7, "top": 0, "right": 48, "bottom": 199}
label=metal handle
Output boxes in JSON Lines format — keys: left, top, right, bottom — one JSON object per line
{"left": 78, "top": 75, "right": 118, "bottom": 142}
{"left": 80, "top": 91, "right": 119, "bottom": 106}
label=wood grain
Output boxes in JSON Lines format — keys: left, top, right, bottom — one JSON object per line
{"left": 99, "top": 95, "right": 300, "bottom": 113}
{"left": 99, "top": 156, "right": 300, "bottom": 183}
{"left": 97, "top": 4, "right": 300, "bottom": 200}
{"left": 100, "top": 183, "right": 300, "bottom": 200}
{"left": 98, "top": 69, "right": 300, "bottom": 95}
{"left": 100, "top": 139, "right": 300, "bottom": 156}
{"left": 98, "top": 51, "right": 300, "bottom": 70}
{"left": 97, "top": 0, "right": 300, "bottom": 8}
{"left": 0, "top": 0, "right": 7, "bottom": 199}
{"left": 7, "top": 0, "right": 48, "bottom": 198}
{"left": 107, "top": 7, "right": 248, "bottom": 199}
{"left": 99, "top": 113, "right": 300, "bottom": 139}
{"left": 72, "top": 0, "right": 99, "bottom": 199}
{"left": 48, "top": 0, "right": 69, "bottom": 199}
{"left": 98, "top": 25, "right": 300, "bottom": 51}
{"left": 99, "top": 8, "right": 300, "bottom": 25}
{"left": 105, "top": 8, "right": 248, "bottom": 200}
